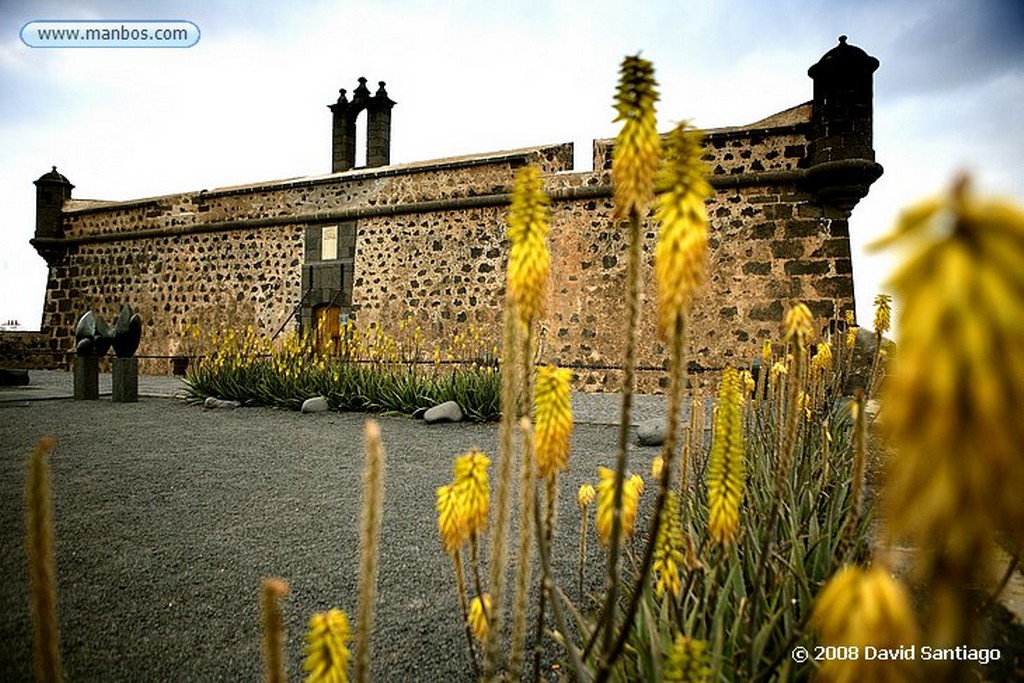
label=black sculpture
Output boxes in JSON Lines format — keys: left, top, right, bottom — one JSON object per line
{"left": 112, "top": 303, "right": 143, "bottom": 357}
{"left": 74, "top": 310, "right": 114, "bottom": 356}
{"left": 74, "top": 303, "right": 143, "bottom": 357}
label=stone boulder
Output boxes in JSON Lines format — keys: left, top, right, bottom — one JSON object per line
{"left": 424, "top": 400, "right": 464, "bottom": 424}
{"left": 301, "top": 396, "right": 330, "bottom": 413}
{"left": 636, "top": 418, "right": 666, "bottom": 447}
{"left": 204, "top": 397, "right": 241, "bottom": 410}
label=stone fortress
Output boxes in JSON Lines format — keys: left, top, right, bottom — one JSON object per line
{"left": 24, "top": 37, "right": 882, "bottom": 391}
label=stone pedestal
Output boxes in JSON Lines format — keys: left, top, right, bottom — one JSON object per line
{"left": 73, "top": 355, "right": 99, "bottom": 400}
{"left": 112, "top": 356, "right": 138, "bottom": 403}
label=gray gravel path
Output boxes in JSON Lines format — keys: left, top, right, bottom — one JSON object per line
{"left": 0, "top": 374, "right": 674, "bottom": 682}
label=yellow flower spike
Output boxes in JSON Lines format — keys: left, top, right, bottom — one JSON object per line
{"left": 303, "top": 609, "right": 352, "bottom": 683}
{"left": 436, "top": 483, "right": 468, "bottom": 555}
{"left": 468, "top": 594, "right": 492, "bottom": 642}
{"left": 612, "top": 54, "right": 660, "bottom": 219}
{"left": 663, "top": 634, "right": 711, "bottom": 683}
{"left": 811, "top": 566, "right": 918, "bottom": 683}
{"left": 654, "top": 123, "right": 711, "bottom": 340}
{"left": 596, "top": 467, "right": 642, "bottom": 546}
{"left": 506, "top": 165, "right": 551, "bottom": 327}
{"left": 783, "top": 302, "right": 814, "bottom": 347}
{"left": 870, "top": 178, "right": 1024, "bottom": 646}
{"left": 629, "top": 473, "right": 645, "bottom": 497}
{"left": 533, "top": 365, "right": 574, "bottom": 479}
{"left": 812, "top": 341, "right": 832, "bottom": 373}
{"left": 577, "top": 482, "right": 595, "bottom": 509}
{"left": 873, "top": 293, "right": 892, "bottom": 337}
{"left": 651, "top": 453, "right": 665, "bottom": 482}
{"left": 652, "top": 490, "right": 685, "bottom": 599}
{"left": 452, "top": 450, "right": 491, "bottom": 535}
{"left": 741, "top": 370, "right": 755, "bottom": 397}
{"left": 706, "top": 367, "right": 746, "bottom": 546}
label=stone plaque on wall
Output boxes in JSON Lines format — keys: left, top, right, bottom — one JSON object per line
{"left": 322, "top": 225, "right": 338, "bottom": 260}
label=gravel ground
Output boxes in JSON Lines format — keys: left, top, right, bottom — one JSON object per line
{"left": 0, "top": 382, "right": 672, "bottom": 682}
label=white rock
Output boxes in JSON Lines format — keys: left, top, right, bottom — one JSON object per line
{"left": 301, "top": 396, "right": 330, "bottom": 413}
{"left": 424, "top": 400, "right": 464, "bottom": 424}
{"left": 204, "top": 396, "right": 241, "bottom": 409}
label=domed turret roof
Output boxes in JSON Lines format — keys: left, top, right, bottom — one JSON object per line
{"left": 808, "top": 36, "right": 879, "bottom": 79}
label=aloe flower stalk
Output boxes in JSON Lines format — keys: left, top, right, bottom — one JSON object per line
{"left": 612, "top": 54, "right": 660, "bottom": 220}
{"left": 602, "top": 52, "right": 660, "bottom": 664}
{"left": 663, "top": 634, "right": 711, "bottom": 683}
{"left": 469, "top": 594, "right": 492, "bottom": 642}
{"left": 303, "top": 609, "right": 353, "bottom": 683}
{"left": 811, "top": 566, "right": 918, "bottom": 683}
{"left": 577, "top": 483, "right": 595, "bottom": 602}
{"left": 652, "top": 491, "right": 685, "bottom": 599}
{"left": 654, "top": 122, "right": 711, "bottom": 342}
{"left": 871, "top": 177, "right": 1024, "bottom": 657}
{"left": 706, "top": 367, "right": 746, "bottom": 547}
{"left": 261, "top": 577, "right": 289, "bottom": 683}
{"left": 25, "top": 436, "right": 63, "bottom": 683}
{"left": 533, "top": 365, "right": 574, "bottom": 479}
{"left": 506, "top": 165, "right": 551, "bottom": 329}
{"left": 355, "top": 421, "right": 385, "bottom": 683}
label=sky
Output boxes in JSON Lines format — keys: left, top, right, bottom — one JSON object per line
{"left": 1, "top": 0, "right": 1022, "bottom": 331}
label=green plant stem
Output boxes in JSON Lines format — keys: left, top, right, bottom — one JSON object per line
{"left": 533, "top": 481, "right": 592, "bottom": 683}
{"left": 599, "top": 208, "right": 644, "bottom": 664}
{"left": 451, "top": 551, "right": 481, "bottom": 678}
{"left": 532, "top": 475, "right": 558, "bottom": 683}
{"left": 26, "top": 436, "right": 64, "bottom": 683}
{"left": 594, "top": 317, "right": 686, "bottom": 683}
{"left": 578, "top": 507, "right": 589, "bottom": 605}
{"left": 483, "top": 301, "right": 520, "bottom": 680}
{"left": 509, "top": 324, "right": 537, "bottom": 682}
{"left": 355, "top": 421, "right": 385, "bottom": 683}
{"left": 260, "top": 578, "right": 289, "bottom": 683}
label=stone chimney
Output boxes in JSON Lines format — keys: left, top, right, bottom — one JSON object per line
{"left": 31, "top": 166, "right": 73, "bottom": 266}
{"left": 329, "top": 77, "right": 395, "bottom": 172}
{"left": 805, "top": 36, "right": 883, "bottom": 212}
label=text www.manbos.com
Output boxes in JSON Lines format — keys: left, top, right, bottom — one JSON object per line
{"left": 22, "top": 21, "right": 200, "bottom": 48}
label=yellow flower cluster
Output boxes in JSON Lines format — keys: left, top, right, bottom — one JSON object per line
{"left": 435, "top": 483, "right": 466, "bottom": 555}
{"left": 706, "top": 367, "right": 746, "bottom": 546}
{"left": 871, "top": 180, "right": 1024, "bottom": 640}
{"left": 654, "top": 123, "right": 711, "bottom": 340}
{"left": 533, "top": 365, "right": 574, "bottom": 479}
{"left": 811, "top": 566, "right": 918, "bottom": 683}
{"left": 453, "top": 449, "right": 491, "bottom": 534}
{"left": 468, "top": 594, "right": 492, "bottom": 642}
{"left": 595, "top": 467, "right": 644, "bottom": 546}
{"left": 506, "top": 165, "right": 551, "bottom": 328}
{"left": 652, "top": 490, "right": 685, "bottom": 599}
{"left": 872, "top": 293, "right": 891, "bottom": 337}
{"left": 783, "top": 302, "right": 814, "bottom": 347}
{"left": 663, "top": 634, "right": 711, "bottom": 683}
{"left": 612, "top": 54, "right": 660, "bottom": 220}
{"left": 577, "top": 482, "right": 595, "bottom": 509}
{"left": 303, "top": 609, "right": 353, "bottom": 683}
{"left": 435, "top": 450, "right": 492, "bottom": 556}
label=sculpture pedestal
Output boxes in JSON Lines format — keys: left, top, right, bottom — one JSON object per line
{"left": 73, "top": 356, "right": 99, "bottom": 400}
{"left": 112, "top": 357, "right": 138, "bottom": 403}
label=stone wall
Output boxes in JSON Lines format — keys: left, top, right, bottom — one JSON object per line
{"left": 0, "top": 332, "right": 61, "bottom": 369}
{"left": 30, "top": 39, "right": 883, "bottom": 389}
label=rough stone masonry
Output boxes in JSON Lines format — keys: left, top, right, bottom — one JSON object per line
{"left": 28, "top": 37, "right": 882, "bottom": 391}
